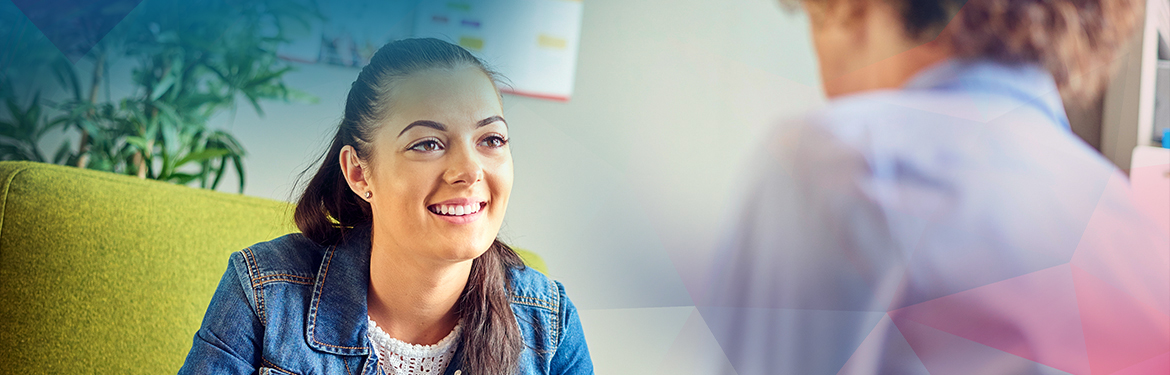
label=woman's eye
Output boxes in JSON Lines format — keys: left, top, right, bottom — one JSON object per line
{"left": 479, "top": 136, "right": 507, "bottom": 148}
{"left": 409, "top": 140, "right": 443, "bottom": 152}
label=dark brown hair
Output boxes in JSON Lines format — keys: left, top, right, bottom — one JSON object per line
{"left": 293, "top": 38, "right": 525, "bottom": 375}
{"left": 782, "top": 0, "right": 1144, "bottom": 102}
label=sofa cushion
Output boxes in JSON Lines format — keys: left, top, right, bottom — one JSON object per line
{"left": 0, "top": 161, "right": 296, "bottom": 373}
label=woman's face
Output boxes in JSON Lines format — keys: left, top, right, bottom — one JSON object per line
{"left": 360, "top": 65, "right": 512, "bottom": 263}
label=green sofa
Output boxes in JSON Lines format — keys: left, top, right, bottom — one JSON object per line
{"left": 0, "top": 161, "right": 546, "bottom": 373}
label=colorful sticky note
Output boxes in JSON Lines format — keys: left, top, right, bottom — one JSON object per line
{"left": 459, "top": 36, "right": 484, "bottom": 51}
{"left": 537, "top": 34, "right": 567, "bottom": 49}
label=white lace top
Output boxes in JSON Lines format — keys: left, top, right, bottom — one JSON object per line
{"left": 366, "top": 317, "right": 461, "bottom": 375}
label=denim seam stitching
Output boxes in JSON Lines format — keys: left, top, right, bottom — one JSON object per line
{"left": 511, "top": 295, "right": 556, "bottom": 309}
{"left": 262, "top": 358, "right": 297, "bottom": 374}
{"left": 253, "top": 273, "right": 314, "bottom": 283}
{"left": 243, "top": 247, "right": 268, "bottom": 327}
{"left": 510, "top": 299, "right": 555, "bottom": 311}
{"left": 253, "top": 278, "right": 314, "bottom": 287}
{"left": 310, "top": 245, "right": 367, "bottom": 351}
{"left": 551, "top": 281, "right": 561, "bottom": 344}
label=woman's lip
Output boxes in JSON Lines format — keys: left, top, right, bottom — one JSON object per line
{"left": 428, "top": 197, "right": 483, "bottom": 206}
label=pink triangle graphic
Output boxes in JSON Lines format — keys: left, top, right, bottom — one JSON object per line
{"left": 890, "top": 265, "right": 1092, "bottom": 374}
{"left": 1070, "top": 265, "right": 1170, "bottom": 374}
{"left": 1110, "top": 352, "right": 1170, "bottom": 375}
{"left": 893, "top": 317, "right": 1072, "bottom": 375}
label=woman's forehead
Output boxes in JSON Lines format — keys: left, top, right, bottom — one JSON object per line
{"left": 384, "top": 66, "right": 503, "bottom": 133}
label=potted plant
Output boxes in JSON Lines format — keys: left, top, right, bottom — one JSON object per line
{"left": 0, "top": 0, "right": 319, "bottom": 193}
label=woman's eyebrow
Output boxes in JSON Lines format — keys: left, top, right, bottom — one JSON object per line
{"left": 398, "top": 120, "right": 447, "bottom": 137}
{"left": 477, "top": 115, "right": 506, "bottom": 128}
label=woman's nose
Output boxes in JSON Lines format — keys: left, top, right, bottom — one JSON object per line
{"left": 442, "top": 143, "right": 484, "bottom": 186}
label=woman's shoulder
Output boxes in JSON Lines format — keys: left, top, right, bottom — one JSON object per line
{"left": 506, "top": 266, "right": 568, "bottom": 313}
{"left": 230, "top": 232, "right": 328, "bottom": 278}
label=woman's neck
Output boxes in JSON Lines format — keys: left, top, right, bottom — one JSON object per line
{"left": 366, "top": 231, "right": 472, "bottom": 346}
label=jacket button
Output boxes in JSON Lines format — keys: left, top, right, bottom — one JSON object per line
{"left": 454, "top": 371, "right": 462, "bottom": 375}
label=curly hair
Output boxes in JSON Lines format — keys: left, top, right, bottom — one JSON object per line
{"left": 782, "top": 0, "right": 1144, "bottom": 102}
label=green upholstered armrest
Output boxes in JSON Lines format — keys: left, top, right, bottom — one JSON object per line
{"left": 513, "top": 247, "right": 548, "bottom": 275}
{"left": 0, "top": 161, "right": 297, "bottom": 372}
{"left": 0, "top": 161, "right": 545, "bottom": 373}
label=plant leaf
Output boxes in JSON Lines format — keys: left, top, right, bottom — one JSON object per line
{"left": 210, "top": 154, "right": 228, "bottom": 190}
{"left": 232, "top": 154, "right": 245, "bottom": 193}
{"left": 150, "top": 73, "right": 176, "bottom": 101}
{"left": 168, "top": 172, "right": 200, "bottom": 185}
{"left": 174, "top": 148, "right": 230, "bottom": 169}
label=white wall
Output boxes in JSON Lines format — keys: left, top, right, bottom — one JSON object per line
{"left": 44, "top": 0, "right": 825, "bottom": 373}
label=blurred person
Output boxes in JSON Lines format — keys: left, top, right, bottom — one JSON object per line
{"left": 701, "top": 0, "right": 1169, "bottom": 374}
{"left": 179, "top": 38, "right": 593, "bottom": 375}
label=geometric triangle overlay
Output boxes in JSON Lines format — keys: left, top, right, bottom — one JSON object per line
{"left": 891, "top": 265, "right": 1091, "bottom": 374}
{"left": 697, "top": 306, "right": 887, "bottom": 375}
{"left": 892, "top": 317, "right": 1073, "bottom": 375}
{"left": 9, "top": 0, "right": 142, "bottom": 62}
{"left": 1070, "top": 265, "right": 1170, "bottom": 374}
{"left": 1111, "top": 353, "right": 1170, "bottom": 375}
{"left": 837, "top": 314, "right": 931, "bottom": 375}
{"left": 658, "top": 309, "right": 741, "bottom": 375}
{"left": 882, "top": 263, "right": 1170, "bottom": 375}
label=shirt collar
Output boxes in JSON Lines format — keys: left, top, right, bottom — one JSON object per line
{"left": 306, "top": 225, "right": 373, "bottom": 356}
{"left": 903, "top": 59, "right": 1071, "bottom": 131}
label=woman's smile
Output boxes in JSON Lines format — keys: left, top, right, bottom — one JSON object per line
{"left": 427, "top": 198, "right": 489, "bottom": 224}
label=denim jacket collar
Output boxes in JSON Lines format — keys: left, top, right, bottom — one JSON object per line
{"left": 306, "top": 226, "right": 373, "bottom": 356}
{"left": 303, "top": 227, "right": 470, "bottom": 374}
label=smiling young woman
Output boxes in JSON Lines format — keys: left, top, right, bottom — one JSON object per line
{"left": 179, "top": 38, "right": 593, "bottom": 375}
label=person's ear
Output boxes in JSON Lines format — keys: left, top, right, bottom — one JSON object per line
{"left": 805, "top": 0, "right": 872, "bottom": 48}
{"left": 339, "top": 145, "right": 372, "bottom": 200}
{"left": 834, "top": 0, "right": 872, "bottom": 42}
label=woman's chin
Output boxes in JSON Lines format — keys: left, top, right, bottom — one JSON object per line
{"left": 433, "top": 241, "right": 493, "bottom": 263}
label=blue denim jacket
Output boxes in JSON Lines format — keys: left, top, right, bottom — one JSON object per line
{"left": 179, "top": 227, "right": 593, "bottom": 375}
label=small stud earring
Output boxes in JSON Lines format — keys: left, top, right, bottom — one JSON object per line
{"left": 364, "top": 191, "right": 372, "bottom": 199}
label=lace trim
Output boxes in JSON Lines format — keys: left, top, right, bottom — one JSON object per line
{"left": 367, "top": 316, "right": 460, "bottom": 375}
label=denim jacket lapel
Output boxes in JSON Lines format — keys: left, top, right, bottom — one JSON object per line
{"left": 305, "top": 226, "right": 372, "bottom": 357}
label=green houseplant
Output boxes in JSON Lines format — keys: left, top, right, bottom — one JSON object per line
{"left": 0, "top": 0, "right": 319, "bottom": 193}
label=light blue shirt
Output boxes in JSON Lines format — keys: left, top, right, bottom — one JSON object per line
{"left": 700, "top": 60, "right": 1169, "bottom": 374}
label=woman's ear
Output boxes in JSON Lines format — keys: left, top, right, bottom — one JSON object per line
{"left": 339, "top": 145, "right": 371, "bottom": 199}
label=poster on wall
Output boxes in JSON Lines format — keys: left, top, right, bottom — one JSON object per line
{"left": 276, "top": 0, "right": 420, "bottom": 67}
{"left": 412, "top": 0, "right": 584, "bottom": 101}
{"left": 277, "top": 0, "right": 584, "bottom": 102}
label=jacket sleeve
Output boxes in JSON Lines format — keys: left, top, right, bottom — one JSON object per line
{"left": 549, "top": 281, "right": 593, "bottom": 375}
{"left": 178, "top": 251, "right": 264, "bottom": 374}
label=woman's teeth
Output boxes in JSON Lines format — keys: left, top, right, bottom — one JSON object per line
{"left": 431, "top": 203, "right": 482, "bottom": 216}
